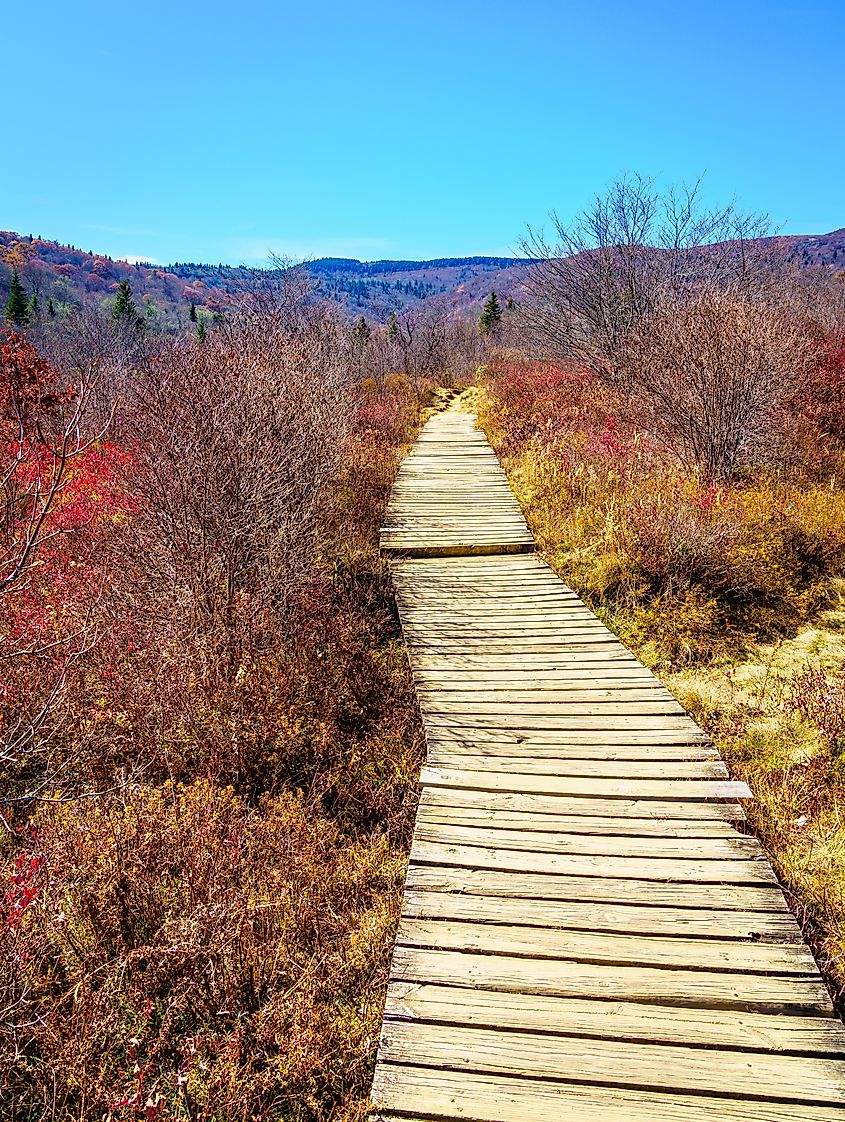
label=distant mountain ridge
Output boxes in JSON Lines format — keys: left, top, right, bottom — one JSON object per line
{"left": 308, "top": 255, "right": 525, "bottom": 274}
{"left": 1, "top": 227, "right": 843, "bottom": 328}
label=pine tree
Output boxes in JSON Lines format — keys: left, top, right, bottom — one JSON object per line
{"left": 189, "top": 301, "right": 198, "bottom": 322}
{"left": 113, "top": 279, "right": 136, "bottom": 321}
{"left": 113, "top": 279, "right": 143, "bottom": 330}
{"left": 479, "top": 290, "right": 503, "bottom": 334}
{"left": 196, "top": 317, "right": 206, "bottom": 342}
{"left": 47, "top": 298, "right": 56, "bottom": 318}
{"left": 5, "top": 268, "right": 30, "bottom": 325}
{"left": 28, "top": 293, "right": 38, "bottom": 321}
{"left": 354, "top": 315, "right": 371, "bottom": 342}
{"left": 386, "top": 310, "right": 399, "bottom": 340}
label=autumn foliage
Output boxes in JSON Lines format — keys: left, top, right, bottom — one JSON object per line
{"left": 480, "top": 349, "right": 845, "bottom": 664}
{"left": 0, "top": 318, "right": 425, "bottom": 1120}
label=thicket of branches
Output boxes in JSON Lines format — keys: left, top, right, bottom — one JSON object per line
{"left": 354, "top": 297, "right": 490, "bottom": 387}
{"left": 518, "top": 175, "right": 835, "bottom": 478}
{"left": 115, "top": 301, "right": 355, "bottom": 689}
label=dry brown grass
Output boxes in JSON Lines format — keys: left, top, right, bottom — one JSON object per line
{"left": 5, "top": 782, "right": 405, "bottom": 1121}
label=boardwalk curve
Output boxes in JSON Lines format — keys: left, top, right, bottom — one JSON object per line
{"left": 371, "top": 407, "right": 845, "bottom": 1120}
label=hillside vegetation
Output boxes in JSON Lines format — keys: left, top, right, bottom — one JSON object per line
{"left": 3, "top": 221, "right": 845, "bottom": 326}
{"left": 0, "top": 231, "right": 526, "bottom": 327}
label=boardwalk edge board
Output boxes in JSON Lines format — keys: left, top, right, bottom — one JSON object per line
{"left": 371, "top": 408, "right": 845, "bottom": 1119}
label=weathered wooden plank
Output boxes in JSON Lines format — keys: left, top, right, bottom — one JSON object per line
{"left": 409, "top": 839, "right": 774, "bottom": 884}
{"left": 415, "top": 801, "right": 741, "bottom": 834}
{"left": 383, "top": 542, "right": 535, "bottom": 557}
{"left": 425, "top": 735, "right": 715, "bottom": 753}
{"left": 424, "top": 740, "right": 719, "bottom": 760}
{"left": 405, "top": 865, "right": 784, "bottom": 911}
{"left": 411, "top": 647, "right": 640, "bottom": 660}
{"left": 422, "top": 713, "right": 701, "bottom": 732}
{"left": 400, "top": 890, "right": 801, "bottom": 941}
{"left": 420, "top": 766, "right": 751, "bottom": 801}
{"left": 425, "top": 755, "right": 729, "bottom": 778}
{"left": 412, "top": 822, "right": 762, "bottom": 859}
{"left": 397, "top": 590, "right": 588, "bottom": 602}
{"left": 383, "top": 983, "right": 842, "bottom": 1052}
{"left": 401, "top": 612, "right": 615, "bottom": 625}
{"left": 402, "top": 618, "right": 616, "bottom": 632}
{"left": 411, "top": 664, "right": 654, "bottom": 677}
{"left": 407, "top": 647, "right": 641, "bottom": 659}
{"left": 417, "top": 784, "right": 747, "bottom": 821}
{"left": 390, "top": 946, "right": 833, "bottom": 1012}
{"left": 394, "top": 917, "right": 815, "bottom": 973}
{"left": 421, "top": 740, "right": 718, "bottom": 758}
{"left": 376, "top": 1022, "right": 845, "bottom": 1105}
{"left": 414, "top": 672, "right": 664, "bottom": 688}
{"left": 419, "top": 696, "right": 687, "bottom": 714}
{"left": 384, "top": 529, "right": 533, "bottom": 538}
{"left": 371, "top": 1068, "right": 842, "bottom": 1122}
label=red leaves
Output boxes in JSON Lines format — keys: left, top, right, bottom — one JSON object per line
{"left": 0, "top": 328, "right": 68, "bottom": 427}
{"left": 484, "top": 360, "right": 608, "bottom": 451}
{"left": 590, "top": 416, "right": 626, "bottom": 458}
{"left": 2, "top": 442, "right": 136, "bottom": 646}
{"left": 671, "top": 476, "right": 722, "bottom": 512}
{"left": 1, "top": 848, "right": 46, "bottom": 936}
{"left": 804, "top": 335, "right": 845, "bottom": 440}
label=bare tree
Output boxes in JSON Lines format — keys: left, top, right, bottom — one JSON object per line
{"left": 35, "top": 304, "right": 150, "bottom": 431}
{"left": 359, "top": 298, "right": 488, "bottom": 388}
{"left": 621, "top": 289, "right": 815, "bottom": 479}
{"left": 112, "top": 293, "right": 355, "bottom": 689}
{"left": 518, "top": 175, "right": 775, "bottom": 383}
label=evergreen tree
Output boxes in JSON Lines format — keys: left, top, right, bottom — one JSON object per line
{"left": 196, "top": 317, "right": 206, "bottom": 342}
{"left": 354, "top": 315, "right": 371, "bottom": 342}
{"left": 28, "top": 292, "right": 38, "bottom": 321}
{"left": 47, "top": 298, "right": 56, "bottom": 318}
{"left": 386, "top": 310, "right": 399, "bottom": 340}
{"left": 189, "top": 301, "right": 198, "bottom": 322}
{"left": 5, "top": 268, "right": 30, "bottom": 325}
{"left": 113, "top": 279, "right": 143, "bottom": 330}
{"left": 479, "top": 290, "right": 503, "bottom": 334}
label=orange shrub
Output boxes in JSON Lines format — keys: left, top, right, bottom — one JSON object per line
{"left": 3, "top": 781, "right": 405, "bottom": 1120}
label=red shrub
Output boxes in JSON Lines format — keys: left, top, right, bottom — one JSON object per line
{"left": 803, "top": 334, "right": 845, "bottom": 440}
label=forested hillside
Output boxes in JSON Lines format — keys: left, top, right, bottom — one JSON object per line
{"left": 0, "top": 231, "right": 527, "bottom": 326}
{"left": 3, "top": 225, "right": 844, "bottom": 329}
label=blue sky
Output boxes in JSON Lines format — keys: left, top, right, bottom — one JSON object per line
{"left": 8, "top": 0, "right": 843, "bottom": 265}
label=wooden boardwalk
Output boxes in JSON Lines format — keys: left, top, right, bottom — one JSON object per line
{"left": 370, "top": 407, "right": 845, "bottom": 1120}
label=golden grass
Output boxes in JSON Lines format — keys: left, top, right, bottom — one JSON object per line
{"left": 669, "top": 593, "right": 845, "bottom": 1006}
